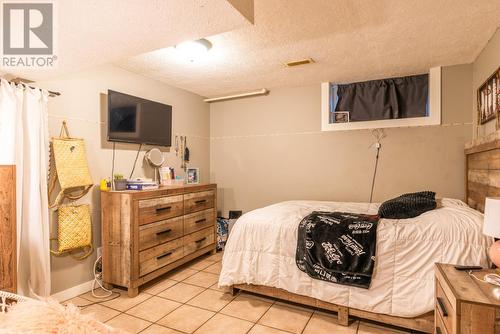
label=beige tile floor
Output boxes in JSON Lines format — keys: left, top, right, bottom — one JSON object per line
{"left": 66, "top": 252, "right": 413, "bottom": 334}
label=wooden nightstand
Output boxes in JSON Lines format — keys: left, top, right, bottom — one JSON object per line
{"left": 435, "top": 263, "right": 500, "bottom": 334}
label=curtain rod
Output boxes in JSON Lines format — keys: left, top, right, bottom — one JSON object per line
{"left": 2, "top": 79, "right": 61, "bottom": 97}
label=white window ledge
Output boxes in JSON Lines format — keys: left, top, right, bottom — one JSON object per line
{"left": 321, "top": 67, "right": 441, "bottom": 131}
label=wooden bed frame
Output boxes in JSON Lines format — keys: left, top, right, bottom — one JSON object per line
{"left": 226, "top": 139, "right": 495, "bottom": 334}
{"left": 231, "top": 284, "right": 434, "bottom": 332}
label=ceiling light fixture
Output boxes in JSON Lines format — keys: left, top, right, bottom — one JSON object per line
{"left": 203, "top": 89, "right": 270, "bottom": 103}
{"left": 175, "top": 38, "right": 212, "bottom": 61}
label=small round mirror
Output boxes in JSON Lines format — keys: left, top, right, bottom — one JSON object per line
{"left": 145, "top": 148, "right": 165, "bottom": 183}
{"left": 145, "top": 148, "right": 164, "bottom": 167}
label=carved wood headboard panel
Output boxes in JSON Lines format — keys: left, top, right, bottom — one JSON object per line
{"left": 465, "top": 139, "right": 500, "bottom": 213}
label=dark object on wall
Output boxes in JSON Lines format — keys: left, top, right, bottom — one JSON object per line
{"left": 107, "top": 90, "right": 172, "bottom": 146}
{"left": 477, "top": 67, "right": 499, "bottom": 125}
{"left": 332, "top": 74, "right": 428, "bottom": 122}
{"left": 296, "top": 211, "right": 379, "bottom": 289}
{"left": 378, "top": 191, "right": 436, "bottom": 219}
{"left": 184, "top": 147, "right": 190, "bottom": 162}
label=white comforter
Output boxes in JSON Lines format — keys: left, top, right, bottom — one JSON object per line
{"left": 219, "top": 199, "right": 492, "bottom": 317}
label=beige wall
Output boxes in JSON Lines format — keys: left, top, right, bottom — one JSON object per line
{"left": 210, "top": 64, "right": 472, "bottom": 216}
{"left": 37, "top": 65, "right": 210, "bottom": 294}
{"left": 473, "top": 27, "right": 500, "bottom": 139}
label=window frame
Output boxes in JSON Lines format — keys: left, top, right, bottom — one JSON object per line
{"left": 321, "top": 67, "right": 441, "bottom": 131}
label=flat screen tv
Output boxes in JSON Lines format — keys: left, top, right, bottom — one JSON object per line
{"left": 107, "top": 90, "right": 172, "bottom": 146}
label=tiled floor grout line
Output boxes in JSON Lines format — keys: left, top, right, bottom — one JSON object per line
{"left": 100, "top": 310, "right": 123, "bottom": 325}
{"left": 98, "top": 282, "right": 315, "bottom": 334}
{"left": 65, "top": 256, "right": 219, "bottom": 333}
{"left": 140, "top": 262, "right": 225, "bottom": 333}
{"left": 256, "top": 301, "right": 314, "bottom": 334}
{"left": 73, "top": 254, "right": 396, "bottom": 334}
{"left": 244, "top": 298, "right": 279, "bottom": 334}
{"left": 104, "top": 293, "right": 156, "bottom": 327}
{"left": 77, "top": 260, "right": 217, "bottom": 333}
{"left": 176, "top": 285, "right": 233, "bottom": 334}
{"left": 143, "top": 259, "right": 222, "bottom": 332}
{"left": 188, "top": 306, "right": 218, "bottom": 333}
{"left": 299, "top": 309, "right": 315, "bottom": 334}
{"left": 143, "top": 277, "right": 213, "bottom": 332}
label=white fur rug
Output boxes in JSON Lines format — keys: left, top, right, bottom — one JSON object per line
{"left": 0, "top": 298, "right": 128, "bottom": 333}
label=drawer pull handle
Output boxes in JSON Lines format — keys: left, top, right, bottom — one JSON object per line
{"left": 156, "top": 228, "right": 172, "bottom": 236}
{"left": 156, "top": 205, "right": 172, "bottom": 213}
{"left": 195, "top": 237, "right": 207, "bottom": 244}
{"left": 437, "top": 297, "right": 448, "bottom": 317}
{"left": 157, "top": 251, "right": 173, "bottom": 260}
{"left": 195, "top": 200, "right": 207, "bottom": 205}
{"left": 195, "top": 219, "right": 207, "bottom": 224}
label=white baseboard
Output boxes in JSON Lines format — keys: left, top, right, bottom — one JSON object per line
{"left": 51, "top": 279, "right": 94, "bottom": 302}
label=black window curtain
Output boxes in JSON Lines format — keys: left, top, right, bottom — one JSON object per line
{"left": 333, "top": 74, "right": 428, "bottom": 122}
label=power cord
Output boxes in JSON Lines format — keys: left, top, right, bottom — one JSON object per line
{"left": 469, "top": 270, "right": 500, "bottom": 287}
{"left": 76, "top": 255, "right": 121, "bottom": 309}
{"left": 129, "top": 143, "right": 143, "bottom": 179}
{"left": 91, "top": 255, "right": 113, "bottom": 298}
{"left": 110, "top": 142, "right": 116, "bottom": 190}
{"left": 369, "top": 129, "right": 386, "bottom": 203}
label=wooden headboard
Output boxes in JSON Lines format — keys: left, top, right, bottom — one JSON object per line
{"left": 465, "top": 139, "right": 500, "bottom": 213}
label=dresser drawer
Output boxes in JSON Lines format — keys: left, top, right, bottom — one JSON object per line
{"left": 184, "top": 209, "right": 215, "bottom": 235}
{"left": 139, "top": 216, "right": 183, "bottom": 251}
{"left": 184, "top": 190, "right": 215, "bottom": 214}
{"left": 183, "top": 227, "right": 214, "bottom": 255}
{"left": 138, "top": 195, "right": 183, "bottom": 225}
{"left": 139, "top": 238, "right": 184, "bottom": 277}
{"left": 435, "top": 309, "right": 449, "bottom": 334}
{"left": 436, "top": 280, "right": 456, "bottom": 334}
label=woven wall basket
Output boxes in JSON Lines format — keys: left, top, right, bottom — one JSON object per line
{"left": 48, "top": 122, "right": 93, "bottom": 208}
{"left": 51, "top": 204, "right": 93, "bottom": 260}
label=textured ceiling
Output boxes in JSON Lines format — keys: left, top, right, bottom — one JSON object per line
{"left": 117, "top": 0, "right": 500, "bottom": 97}
{"left": 3, "top": 0, "right": 253, "bottom": 80}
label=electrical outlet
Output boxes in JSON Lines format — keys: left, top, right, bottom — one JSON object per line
{"left": 97, "top": 247, "right": 102, "bottom": 258}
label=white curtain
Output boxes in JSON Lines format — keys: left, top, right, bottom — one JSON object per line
{"left": 0, "top": 79, "right": 51, "bottom": 297}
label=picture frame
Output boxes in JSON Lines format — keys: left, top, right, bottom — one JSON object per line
{"left": 333, "top": 111, "right": 350, "bottom": 123}
{"left": 186, "top": 168, "right": 199, "bottom": 184}
{"left": 477, "top": 67, "right": 500, "bottom": 125}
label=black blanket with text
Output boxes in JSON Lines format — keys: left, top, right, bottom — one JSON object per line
{"left": 296, "top": 211, "right": 379, "bottom": 289}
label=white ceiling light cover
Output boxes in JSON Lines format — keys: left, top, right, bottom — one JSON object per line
{"left": 175, "top": 39, "right": 213, "bottom": 62}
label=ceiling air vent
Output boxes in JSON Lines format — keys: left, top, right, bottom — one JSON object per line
{"left": 285, "top": 58, "right": 315, "bottom": 67}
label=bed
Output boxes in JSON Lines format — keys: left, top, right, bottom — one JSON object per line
{"left": 219, "top": 197, "right": 492, "bottom": 333}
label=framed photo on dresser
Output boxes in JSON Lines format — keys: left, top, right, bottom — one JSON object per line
{"left": 186, "top": 168, "right": 199, "bottom": 184}
{"left": 477, "top": 66, "right": 499, "bottom": 125}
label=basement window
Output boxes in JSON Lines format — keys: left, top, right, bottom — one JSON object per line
{"left": 321, "top": 67, "right": 441, "bottom": 131}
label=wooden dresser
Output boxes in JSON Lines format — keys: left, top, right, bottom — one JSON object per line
{"left": 101, "top": 183, "right": 217, "bottom": 297}
{"left": 0, "top": 165, "right": 16, "bottom": 293}
{"left": 435, "top": 263, "right": 500, "bottom": 334}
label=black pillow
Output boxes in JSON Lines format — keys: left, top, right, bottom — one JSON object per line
{"left": 378, "top": 191, "right": 437, "bottom": 219}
